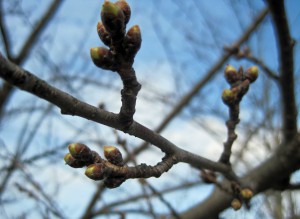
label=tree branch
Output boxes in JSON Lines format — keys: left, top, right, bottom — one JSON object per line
{"left": 0, "top": 82, "right": 13, "bottom": 120}
{"left": 178, "top": 134, "right": 300, "bottom": 219}
{"left": 235, "top": 48, "right": 280, "bottom": 81}
{"left": 125, "top": 7, "right": 269, "bottom": 162}
{"left": 267, "top": 0, "right": 297, "bottom": 142}
{"left": 0, "top": 0, "right": 63, "bottom": 121}
{"left": 0, "top": 52, "right": 232, "bottom": 175}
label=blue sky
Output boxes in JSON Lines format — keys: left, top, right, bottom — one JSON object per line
{"left": 1, "top": 0, "right": 300, "bottom": 218}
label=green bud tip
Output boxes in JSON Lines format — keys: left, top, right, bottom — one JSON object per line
{"left": 245, "top": 66, "right": 259, "bottom": 83}
{"left": 90, "top": 47, "right": 109, "bottom": 61}
{"left": 64, "top": 153, "right": 74, "bottom": 164}
{"left": 85, "top": 163, "right": 105, "bottom": 180}
{"left": 225, "top": 64, "right": 237, "bottom": 74}
{"left": 68, "top": 143, "right": 88, "bottom": 156}
{"left": 224, "top": 64, "right": 240, "bottom": 84}
{"left": 222, "top": 89, "right": 235, "bottom": 105}
{"left": 231, "top": 198, "right": 242, "bottom": 211}
{"left": 248, "top": 66, "right": 258, "bottom": 75}
{"left": 68, "top": 143, "right": 81, "bottom": 155}
{"left": 64, "top": 153, "right": 86, "bottom": 168}
{"left": 90, "top": 47, "right": 100, "bottom": 60}
{"left": 102, "top": 1, "right": 121, "bottom": 17}
{"left": 104, "top": 145, "right": 118, "bottom": 156}
{"left": 103, "top": 145, "right": 123, "bottom": 165}
{"left": 222, "top": 89, "right": 233, "bottom": 98}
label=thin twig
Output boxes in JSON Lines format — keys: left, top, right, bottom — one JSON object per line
{"left": 13, "top": 0, "right": 64, "bottom": 64}
{"left": 237, "top": 52, "right": 279, "bottom": 81}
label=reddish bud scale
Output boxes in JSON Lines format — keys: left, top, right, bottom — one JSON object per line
{"left": 115, "top": 0, "right": 131, "bottom": 25}
{"left": 224, "top": 65, "right": 239, "bottom": 85}
{"left": 64, "top": 153, "right": 86, "bottom": 168}
{"left": 245, "top": 66, "right": 259, "bottom": 83}
{"left": 236, "top": 80, "right": 249, "bottom": 100}
{"left": 104, "top": 146, "right": 124, "bottom": 166}
{"left": 97, "top": 22, "right": 111, "bottom": 46}
{"left": 101, "top": 1, "right": 125, "bottom": 39}
{"left": 85, "top": 163, "right": 105, "bottom": 180}
{"left": 68, "top": 143, "right": 92, "bottom": 161}
{"left": 124, "top": 25, "right": 142, "bottom": 59}
{"left": 237, "top": 66, "right": 244, "bottom": 79}
{"left": 104, "top": 177, "right": 126, "bottom": 189}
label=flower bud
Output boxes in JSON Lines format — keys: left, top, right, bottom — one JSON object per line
{"left": 64, "top": 153, "right": 86, "bottom": 168}
{"left": 222, "top": 89, "right": 235, "bottom": 106}
{"left": 245, "top": 66, "right": 259, "bottom": 83}
{"left": 224, "top": 65, "right": 239, "bottom": 84}
{"left": 68, "top": 143, "right": 92, "bottom": 161}
{"left": 240, "top": 188, "right": 253, "bottom": 200}
{"left": 231, "top": 198, "right": 242, "bottom": 211}
{"left": 104, "top": 177, "right": 126, "bottom": 188}
{"left": 101, "top": 1, "right": 125, "bottom": 39}
{"left": 85, "top": 163, "right": 105, "bottom": 180}
{"left": 115, "top": 0, "right": 131, "bottom": 25}
{"left": 224, "top": 65, "right": 240, "bottom": 84}
{"left": 97, "top": 22, "right": 111, "bottom": 46}
{"left": 90, "top": 47, "right": 116, "bottom": 70}
{"left": 124, "top": 25, "right": 142, "bottom": 59}
{"left": 104, "top": 146, "right": 124, "bottom": 166}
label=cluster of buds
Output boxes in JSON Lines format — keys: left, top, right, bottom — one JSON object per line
{"left": 64, "top": 143, "right": 127, "bottom": 189}
{"left": 90, "top": 0, "right": 142, "bottom": 70}
{"left": 222, "top": 65, "right": 259, "bottom": 106}
{"left": 230, "top": 186, "right": 254, "bottom": 211}
{"left": 64, "top": 143, "right": 97, "bottom": 168}
{"left": 102, "top": 145, "right": 126, "bottom": 188}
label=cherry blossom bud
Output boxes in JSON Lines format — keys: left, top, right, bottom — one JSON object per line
{"left": 245, "top": 66, "right": 259, "bottom": 83}
{"left": 222, "top": 89, "right": 235, "bottom": 106}
{"left": 101, "top": 1, "right": 125, "bottom": 39}
{"left": 124, "top": 25, "right": 142, "bottom": 59}
{"left": 224, "top": 65, "right": 239, "bottom": 84}
{"left": 85, "top": 163, "right": 105, "bottom": 180}
{"left": 64, "top": 153, "right": 86, "bottom": 168}
{"left": 104, "top": 146, "right": 124, "bottom": 166}
{"left": 115, "top": 0, "right": 131, "bottom": 25}
{"left": 90, "top": 47, "right": 116, "bottom": 70}
{"left": 97, "top": 22, "right": 111, "bottom": 46}
{"left": 68, "top": 143, "right": 92, "bottom": 161}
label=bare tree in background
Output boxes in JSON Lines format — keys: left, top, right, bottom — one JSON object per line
{"left": 0, "top": 0, "right": 299, "bottom": 219}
